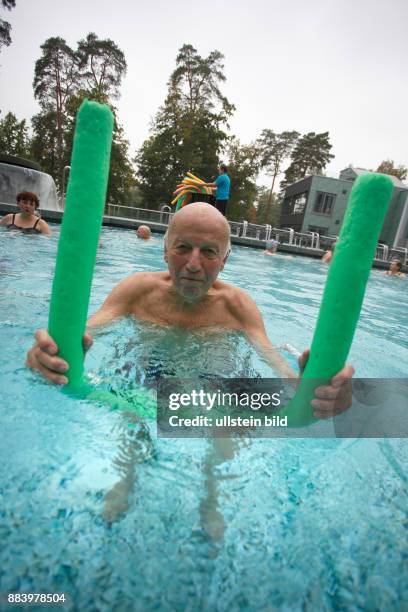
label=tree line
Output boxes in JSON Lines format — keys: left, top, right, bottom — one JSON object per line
{"left": 0, "top": 32, "right": 136, "bottom": 206}
{"left": 1, "top": 34, "right": 406, "bottom": 221}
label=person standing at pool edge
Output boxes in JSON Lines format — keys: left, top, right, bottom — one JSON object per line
{"left": 201, "top": 165, "right": 231, "bottom": 217}
{"left": 27, "top": 203, "right": 353, "bottom": 418}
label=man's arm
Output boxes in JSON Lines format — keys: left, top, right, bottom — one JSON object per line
{"left": 228, "top": 287, "right": 296, "bottom": 377}
{"left": 228, "top": 286, "right": 354, "bottom": 417}
{"left": 26, "top": 272, "right": 145, "bottom": 383}
{"left": 199, "top": 181, "right": 217, "bottom": 190}
{"left": 86, "top": 274, "right": 139, "bottom": 327}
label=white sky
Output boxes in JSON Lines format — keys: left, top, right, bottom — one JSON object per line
{"left": 0, "top": 0, "right": 407, "bottom": 189}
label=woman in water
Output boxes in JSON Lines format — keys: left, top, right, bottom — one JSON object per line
{"left": 0, "top": 191, "right": 52, "bottom": 235}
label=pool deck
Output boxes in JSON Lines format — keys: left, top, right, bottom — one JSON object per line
{"left": 0, "top": 203, "right": 405, "bottom": 271}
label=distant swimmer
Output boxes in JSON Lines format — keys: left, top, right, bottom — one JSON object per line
{"left": 0, "top": 191, "right": 52, "bottom": 235}
{"left": 264, "top": 238, "right": 279, "bottom": 255}
{"left": 263, "top": 238, "right": 293, "bottom": 259}
{"left": 321, "top": 241, "right": 336, "bottom": 264}
{"left": 384, "top": 259, "right": 405, "bottom": 278}
{"left": 136, "top": 225, "right": 151, "bottom": 240}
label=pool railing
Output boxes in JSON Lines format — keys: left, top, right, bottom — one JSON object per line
{"left": 102, "top": 204, "right": 406, "bottom": 266}
{"left": 1, "top": 200, "right": 405, "bottom": 269}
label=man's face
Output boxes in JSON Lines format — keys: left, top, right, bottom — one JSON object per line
{"left": 164, "top": 214, "right": 229, "bottom": 302}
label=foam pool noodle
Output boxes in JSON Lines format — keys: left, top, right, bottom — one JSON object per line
{"left": 280, "top": 173, "right": 393, "bottom": 427}
{"left": 48, "top": 100, "right": 113, "bottom": 390}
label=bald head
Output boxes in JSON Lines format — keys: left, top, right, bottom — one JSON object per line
{"left": 136, "top": 225, "right": 151, "bottom": 240}
{"left": 166, "top": 202, "right": 230, "bottom": 256}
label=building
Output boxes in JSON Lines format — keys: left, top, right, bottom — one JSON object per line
{"left": 280, "top": 167, "right": 408, "bottom": 247}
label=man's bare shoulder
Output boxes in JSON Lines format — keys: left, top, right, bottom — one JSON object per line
{"left": 213, "top": 280, "right": 258, "bottom": 315}
{"left": 116, "top": 270, "right": 170, "bottom": 295}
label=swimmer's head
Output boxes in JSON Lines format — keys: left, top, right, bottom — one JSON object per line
{"left": 164, "top": 202, "right": 231, "bottom": 259}
{"left": 17, "top": 191, "right": 39, "bottom": 210}
{"left": 136, "top": 225, "right": 151, "bottom": 240}
{"left": 390, "top": 259, "right": 402, "bottom": 272}
{"left": 163, "top": 202, "right": 231, "bottom": 302}
{"left": 265, "top": 238, "right": 278, "bottom": 253}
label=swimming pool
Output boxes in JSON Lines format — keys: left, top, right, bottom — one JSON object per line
{"left": 1, "top": 225, "right": 407, "bottom": 610}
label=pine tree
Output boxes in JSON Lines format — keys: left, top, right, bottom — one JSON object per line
{"left": 280, "top": 131, "right": 334, "bottom": 193}
{"left": 0, "top": 0, "right": 15, "bottom": 52}
{"left": 136, "top": 44, "right": 234, "bottom": 208}
{"left": 0, "top": 111, "right": 30, "bottom": 157}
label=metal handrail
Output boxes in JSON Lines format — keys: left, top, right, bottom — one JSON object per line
{"left": 376, "top": 244, "right": 389, "bottom": 261}
{"left": 60, "top": 165, "right": 71, "bottom": 210}
{"left": 389, "top": 247, "right": 408, "bottom": 264}
{"left": 98, "top": 206, "right": 402, "bottom": 258}
{"left": 160, "top": 205, "right": 173, "bottom": 224}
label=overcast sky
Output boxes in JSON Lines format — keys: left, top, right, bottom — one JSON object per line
{"left": 0, "top": 0, "right": 407, "bottom": 188}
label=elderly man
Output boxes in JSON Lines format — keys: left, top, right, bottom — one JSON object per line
{"left": 136, "top": 225, "right": 151, "bottom": 240}
{"left": 27, "top": 203, "right": 353, "bottom": 417}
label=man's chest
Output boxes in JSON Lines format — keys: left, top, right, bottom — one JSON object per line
{"left": 129, "top": 294, "right": 240, "bottom": 331}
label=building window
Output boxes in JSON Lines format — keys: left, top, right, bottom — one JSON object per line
{"left": 292, "top": 192, "right": 307, "bottom": 214}
{"left": 282, "top": 192, "right": 308, "bottom": 214}
{"left": 314, "top": 192, "right": 336, "bottom": 214}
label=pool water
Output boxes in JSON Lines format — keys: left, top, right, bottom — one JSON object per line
{"left": 1, "top": 226, "right": 407, "bottom": 611}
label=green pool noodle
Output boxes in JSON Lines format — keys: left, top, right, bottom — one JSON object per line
{"left": 280, "top": 173, "right": 393, "bottom": 427}
{"left": 48, "top": 100, "right": 114, "bottom": 389}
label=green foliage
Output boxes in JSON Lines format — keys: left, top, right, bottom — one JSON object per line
{"left": 280, "top": 131, "right": 334, "bottom": 193}
{"left": 0, "top": 111, "right": 30, "bottom": 157}
{"left": 376, "top": 159, "right": 407, "bottom": 182}
{"left": 171, "top": 44, "right": 235, "bottom": 121}
{"left": 107, "top": 122, "right": 136, "bottom": 206}
{"left": 136, "top": 44, "right": 234, "bottom": 209}
{"left": 64, "top": 90, "right": 136, "bottom": 206}
{"left": 257, "top": 129, "right": 299, "bottom": 220}
{"left": 258, "top": 130, "right": 299, "bottom": 190}
{"left": 33, "top": 37, "right": 79, "bottom": 186}
{"left": 30, "top": 33, "right": 134, "bottom": 203}
{"left": 33, "top": 37, "right": 79, "bottom": 111}
{"left": 30, "top": 110, "right": 61, "bottom": 179}
{"left": 77, "top": 32, "right": 127, "bottom": 100}
{"left": 256, "top": 186, "right": 281, "bottom": 226}
{"left": 226, "top": 137, "right": 261, "bottom": 222}
{"left": 0, "top": 0, "right": 15, "bottom": 51}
